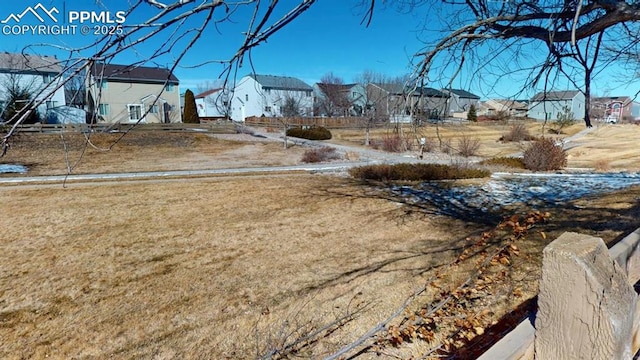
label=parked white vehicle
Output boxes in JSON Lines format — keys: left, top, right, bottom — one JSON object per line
{"left": 605, "top": 115, "right": 618, "bottom": 124}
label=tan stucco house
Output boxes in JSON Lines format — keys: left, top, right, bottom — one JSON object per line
{"left": 88, "top": 63, "right": 181, "bottom": 123}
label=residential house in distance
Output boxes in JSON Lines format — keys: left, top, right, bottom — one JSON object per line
{"left": 366, "top": 82, "right": 420, "bottom": 123}
{"left": 195, "top": 88, "right": 229, "bottom": 121}
{"left": 230, "top": 74, "right": 314, "bottom": 121}
{"left": 0, "top": 52, "right": 66, "bottom": 122}
{"left": 440, "top": 89, "right": 481, "bottom": 118}
{"left": 528, "top": 90, "right": 585, "bottom": 121}
{"left": 313, "top": 82, "right": 366, "bottom": 117}
{"left": 479, "top": 99, "right": 529, "bottom": 118}
{"left": 88, "top": 63, "right": 181, "bottom": 123}
{"left": 366, "top": 83, "right": 449, "bottom": 123}
{"left": 591, "top": 96, "right": 640, "bottom": 123}
{"left": 420, "top": 87, "right": 450, "bottom": 119}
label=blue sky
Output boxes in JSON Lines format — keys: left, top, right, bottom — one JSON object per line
{"left": 1, "top": 0, "right": 638, "bottom": 100}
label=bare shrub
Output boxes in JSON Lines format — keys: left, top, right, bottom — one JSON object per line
{"left": 344, "top": 151, "right": 360, "bottom": 161}
{"left": 403, "top": 136, "right": 414, "bottom": 151}
{"left": 379, "top": 134, "right": 403, "bottom": 152}
{"left": 501, "top": 123, "right": 534, "bottom": 142}
{"left": 491, "top": 110, "right": 510, "bottom": 123}
{"left": 441, "top": 138, "right": 453, "bottom": 154}
{"left": 594, "top": 159, "right": 611, "bottom": 172}
{"left": 422, "top": 137, "right": 436, "bottom": 153}
{"left": 457, "top": 136, "right": 481, "bottom": 157}
{"left": 301, "top": 146, "right": 341, "bottom": 163}
{"left": 523, "top": 138, "right": 567, "bottom": 171}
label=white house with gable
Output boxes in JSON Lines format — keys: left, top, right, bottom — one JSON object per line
{"left": 230, "top": 74, "right": 314, "bottom": 121}
{"left": 195, "top": 88, "right": 230, "bottom": 120}
{"left": 0, "top": 52, "right": 66, "bottom": 123}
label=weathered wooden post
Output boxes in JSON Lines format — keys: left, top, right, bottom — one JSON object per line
{"left": 535, "top": 232, "right": 637, "bottom": 360}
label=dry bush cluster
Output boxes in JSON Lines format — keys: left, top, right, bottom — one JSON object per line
{"left": 349, "top": 163, "right": 490, "bottom": 181}
{"left": 594, "top": 159, "right": 612, "bottom": 172}
{"left": 457, "top": 136, "right": 481, "bottom": 157}
{"left": 500, "top": 123, "right": 536, "bottom": 142}
{"left": 440, "top": 138, "right": 453, "bottom": 154}
{"left": 286, "top": 126, "right": 332, "bottom": 140}
{"left": 421, "top": 137, "right": 436, "bottom": 153}
{"left": 480, "top": 157, "right": 526, "bottom": 169}
{"left": 372, "top": 134, "right": 414, "bottom": 152}
{"left": 523, "top": 138, "right": 567, "bottom": 171}
{"left": 301, "top": 146, "right": 341, "bottom": 163}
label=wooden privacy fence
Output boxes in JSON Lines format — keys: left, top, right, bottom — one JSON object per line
{"left": 479, "top": 227, "right": 640, "bottom": 359}
{"left": 244, "top": 116, "right": 374, "bottom": 129}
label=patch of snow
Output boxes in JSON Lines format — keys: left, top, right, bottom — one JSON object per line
{"left": 390, "top": 172, "right": 640, "bottom": 220}
{"left": 0, "top": 164, "right": 28, "bottom": 174}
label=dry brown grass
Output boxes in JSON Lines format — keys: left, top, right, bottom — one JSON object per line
{"left": 1, "top": 131, "right": 308, "bottom": 176}
{"left": 2, "top": 175, "right": 640, "bottom": 359}
{"left": 0, "top": 175, "right": 476, "bottom": 359}
{"left": 565, "top": 124, "right": 640, "bottom": 170}
{"left": 1, "top": 126, "right": 640, "bottom": 359}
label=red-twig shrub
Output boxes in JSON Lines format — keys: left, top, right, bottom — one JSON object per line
{"left": 523, "top": 138, "right": 567, "bottom": 171}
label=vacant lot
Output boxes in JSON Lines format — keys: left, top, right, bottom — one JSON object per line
{"left": 1, "top": 123, "right": 640, "bottom": 358}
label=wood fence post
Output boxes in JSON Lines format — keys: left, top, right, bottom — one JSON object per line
{"left": 535, "top": 232, "right": 637, "bottom": 360}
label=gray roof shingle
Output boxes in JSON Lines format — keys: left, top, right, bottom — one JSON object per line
{"left": 531, "top": 90, "right": 580, "bottom": 101}
{"left": 91, "top": 63, "right": 179, "bottom": 84}
{"left": 0, "top": 52, "right": 61, "bottom": 73}
{"left": 372, "top": 83, "right": 448, "bottom": 97}
{"left": 250, "top": 74, "right": 312, "bottom": 91}
{"left": 447, "top": 89, "right": 480, "bottom": 99}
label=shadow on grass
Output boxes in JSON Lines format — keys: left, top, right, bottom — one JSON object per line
{"left": 305, "top": 179, "right": 640, "bottom": 358}
{"left": 297, "top": 179, "right": 507, "bottom": 296}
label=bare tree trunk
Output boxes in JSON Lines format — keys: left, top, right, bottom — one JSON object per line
{"left": 365, "top": 121, "right": 370, "bottom": 146}
{"left": 584, "top": 69, "right": 593, "bottom": 128}
{"left": 283, "top": 120, "right": 288, "bottom": 149}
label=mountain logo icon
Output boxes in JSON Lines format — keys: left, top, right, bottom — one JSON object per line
{"left": 1, "top": 3, "right": 59, "bottom": 24}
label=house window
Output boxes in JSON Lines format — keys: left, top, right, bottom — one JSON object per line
{"left": 264, "top": 88, "right": 271, "bottom": 94}
{"left": 149, "top": 105, "right": 159, "bottom": 114}
{"left": 45, "top": 101, "right": 58, "bottom": 109}
{"left": 166, "top": 84, "right": 175, "bottom": 92}
{"left": 42, "top": 74, "right": 54, "bottom": 83}
{"left": 128, "top": 104, "right": 143, "bottom": 121}
{"left": 264, "top": 106, "right": 272, "bottom": 112}
{"left": 245, "top": 94, "right": 249, "bottom": 101}
{"left": 98, "top": 103, "right": 110, "bottom": 116}
{"left": 306, "top": 91, "right": 312, "bottom": 97}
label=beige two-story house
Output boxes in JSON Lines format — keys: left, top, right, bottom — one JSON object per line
{"left": 88, "top": 63, "right": 181, "bottom": 123}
